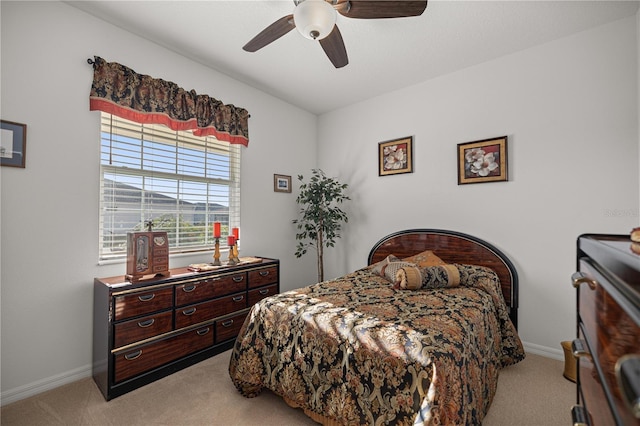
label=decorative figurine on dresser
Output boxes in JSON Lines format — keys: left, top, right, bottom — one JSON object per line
{"left": 571, "top": 230, "right": 640, "bottom": 425}
{"left": 93, "top": 223, "right": 280, "bottom": 400}
{"left": 125, "top": 221, "right": 169, "bottom": 282}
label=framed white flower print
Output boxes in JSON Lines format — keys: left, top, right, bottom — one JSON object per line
{"left": 457, "top": 136, "right": 508, "bottom": 185}
{"left": 378, "top": 136, "right": 413, "bottom": 176}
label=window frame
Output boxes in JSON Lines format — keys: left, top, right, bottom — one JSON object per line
{"left": 98, "top": 113, "right": 241, "bottom": 262}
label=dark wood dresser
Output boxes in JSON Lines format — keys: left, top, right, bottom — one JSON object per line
{"left": 93, "top": 258, "right": 279, "bottom": 400}
{"left": 573, "top": 234, "right": 640, "bottom": 425}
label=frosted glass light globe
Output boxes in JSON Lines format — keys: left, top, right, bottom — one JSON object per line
{"left": 294, "top": 0, "right": 337, "bottom": 40}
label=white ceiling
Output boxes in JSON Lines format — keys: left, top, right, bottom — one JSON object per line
{"left": 66, "top": 0, "right": 639, "bottom": 115}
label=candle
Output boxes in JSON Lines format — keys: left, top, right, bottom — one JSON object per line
{"left": 227, "top": 235, "right": 236, "bottom": 246}
{"left": 213, "top": 222, "right": 221, "bottom": 238}
{"left": 232, "top": 227, "right": 239, "bottom": 240}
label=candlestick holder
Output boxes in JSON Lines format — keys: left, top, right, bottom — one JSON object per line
{"left": 212, "top": 237, "right": 221, "bottom": 266}
{"left": 232, "top": 239, "right": 240, "bottom": 262}
{"left": 227, "top": 242, "right": 238, "bottom": 265}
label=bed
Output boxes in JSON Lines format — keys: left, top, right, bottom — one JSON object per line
{"left": 228, "top": 229, "right": 525, "bottom": 425}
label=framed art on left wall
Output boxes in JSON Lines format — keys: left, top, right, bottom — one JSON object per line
{"left": 0, "top": 120, "right": 27, "bottom": 168}
{"left": 274, "top": 174, "right": 292, "bottom": 193}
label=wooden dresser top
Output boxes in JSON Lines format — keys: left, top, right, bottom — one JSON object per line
{"left": 578, "top": 234, "right": 640, "bottom": 309}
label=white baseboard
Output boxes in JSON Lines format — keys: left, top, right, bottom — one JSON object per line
{"left": 523, "top": 341, "right": 565, "bottom": 361}
{"left": 0, "top": 342, "right": 565, "bottom": 406}
{"left": 0, "top": 364, "right": 92, "bottom": 407}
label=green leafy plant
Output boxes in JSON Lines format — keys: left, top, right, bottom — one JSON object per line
{"left": 293, "top": 169, "right": 350, "bottom": 282}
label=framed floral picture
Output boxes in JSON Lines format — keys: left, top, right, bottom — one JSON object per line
{"left": 457, "top": 136, "right": 508, "bottom": 185}
{"left": 378, "top": 136, "right": 413, "bottom": 176}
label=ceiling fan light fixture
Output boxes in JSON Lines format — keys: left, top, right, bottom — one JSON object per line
{"left": 294, "top": 0, "right": 337, "bottom": 40}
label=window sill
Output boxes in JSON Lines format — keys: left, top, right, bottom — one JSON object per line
{"left": 98, "top": 248, "right": 235, "bottom": 266}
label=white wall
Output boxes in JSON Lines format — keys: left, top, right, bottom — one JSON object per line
{"left": 1, "top": 0, "right": 639, "bottom": 406}
{"left": 0, "top": 1, "right": 317, "bottom": 404}
{"left": 317, "top": 16, "right": 639, "bottom": 357}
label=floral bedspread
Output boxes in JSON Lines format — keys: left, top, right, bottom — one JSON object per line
{"left": 228, "top": 265, "right": 525, "bottom": 425}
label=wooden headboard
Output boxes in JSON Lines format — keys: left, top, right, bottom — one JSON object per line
{"left": 368, "top": 229, "right": 519, "bottom": 329}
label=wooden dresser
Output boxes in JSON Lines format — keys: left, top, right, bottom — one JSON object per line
{"left": 572, "top": 234, "right": 640, "bottom": 425}
{"left": 93, "top": 258, "right": 279, "bottom": 400}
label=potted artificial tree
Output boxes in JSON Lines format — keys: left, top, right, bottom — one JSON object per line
{"left": 293, "top": 169, "right": 350, "bottom": 282}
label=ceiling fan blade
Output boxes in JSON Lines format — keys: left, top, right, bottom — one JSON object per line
{"left": 319, "top": 25, "right": 349, "bottom": 68}
{"left": 243, "top": 14, "right": 295, "bottom": 52}
{"left": 337, "top": 0, "right": 428, "bottom": 19}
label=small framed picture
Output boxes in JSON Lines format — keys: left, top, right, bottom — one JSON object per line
{"left": 379, "top": 136, "right": 413, "bottom": 176}
{"left": 457, "top": 136, "right": 508, "bottom": 185}
{"left": 1, "top": 120, "right": 27, "bottom": 168}
{"left": 274, "top": 174, "right": 292, "bottom": 193}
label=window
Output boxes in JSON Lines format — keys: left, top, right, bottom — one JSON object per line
{"left": 99, "top": 113, "right": 241, "bottom": 261}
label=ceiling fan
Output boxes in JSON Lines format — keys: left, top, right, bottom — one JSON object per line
{"left": 243, "top": 0, "right": 428, "bottom": 68}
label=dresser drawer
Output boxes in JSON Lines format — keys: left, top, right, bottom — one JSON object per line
{"left": 577, "top": 326, "right": 616, "bottom": 426}
{"left": 175, "top": 273, "right": 246, "bottom": 306}
{"left": 114, "top": 326, "right": 213, "bottom": 383}
{"left": 114, "top": 311, "right": 173, "bottom": 348}
{"left": 152, "top": 260, "right": 168, "bottom": 272}
{"left": 175, "top": 279, "right": 216, "bottom": 306}
{"left": 216, "top": 311, "right": 248, "bottom": 343}
{"left": 212, "top": 273, "right": 247, "bottom": 297}
{"left": 577, "top": 259, "right": 640, "bottom": 425}
{"left": 114, "top": 287, "right": 173, "bottom": 321}
{"left": 576, "top": 260, "right": 600, "bottom": 352}
{"left": 175, "top": 293, "right": 247, "bottom": 329}
{"left": 248, "top": 267, "right": 278, "bottom": 289}
{"left": 248, "top": 284, "right": 278, "bottom": 305}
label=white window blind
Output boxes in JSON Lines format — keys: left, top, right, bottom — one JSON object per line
{"left": 99, "top": 113, "right": 241, "bottom": 261}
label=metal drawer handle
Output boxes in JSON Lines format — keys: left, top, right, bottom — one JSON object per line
{"left": 571, "top": 405, "right": 589, "bottom": 426}
{"left": 137, "top": 318, "right": 155, "bottom": 328}
{"left": 182, "top": 285, "right": 196, "bottom": 293}
{"left": 124, "top": 350, "right": 142, "bottom": 360}
{"left": 232, "top": 295, "right": 244, "bottom": 302}
{"left": 571, "top": 272, "right": 597, "bottom": 290}
{"left": 221, "top": 319, "right": 234, "bottom": 328}
{"left": 138, "top": 294, "right": 155, "bottom": 302}
{"left": 572, "top": 339, "right": 592, "bottom": 359}
{"left": 616, "top": 354, "right": 640, "bottom": 419}
{"left": 259, "top": 289, "right": 270, "bottom": 295}
{"left": 259, "top": 270, "right": 270, "bottom": 277}
{"left": 182, "top": 307, "right": 197, "bottom": 316}
{"left": 196, "top": 327, "right": 210, "bottom": 336}
{"left": 232, "top": 275, "right": 244, "bottom": 282}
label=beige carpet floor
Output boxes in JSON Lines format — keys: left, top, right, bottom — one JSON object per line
{"left": 1, "top": 351, "right": 574, "bottom": 425}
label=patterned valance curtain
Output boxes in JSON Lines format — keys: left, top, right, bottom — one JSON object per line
{"left": 89, "top": 56, "right": 250, "bottom": 146}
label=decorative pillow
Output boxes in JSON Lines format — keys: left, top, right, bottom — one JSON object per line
{"left": 402, "top": 250, "right": 446, "bottom": 267}
{"left": 395, "top": 264, "right": 461, "bottom": 290}
{"left": 368, "top": 255, "right": 401, "bottom": 275}
{"left": 368, "top": 255, "right": 418, "bottom": 284}
{"left": 381, "top": 261, "right": 416, "bottom": 283}
{"left": 394, "top": 266, "right": 423, "bottom": 290}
